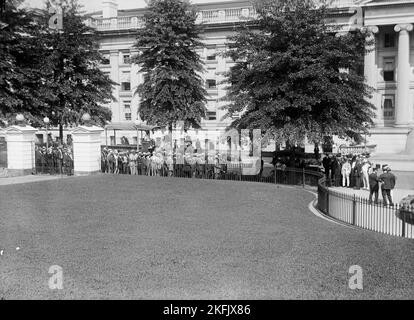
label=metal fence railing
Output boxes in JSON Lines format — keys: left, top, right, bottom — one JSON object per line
{"left": 102, "top": 160, "right": 323, "bottom": 189}
{"left": 317, "top": 176, "right": 414, "bottom": 239}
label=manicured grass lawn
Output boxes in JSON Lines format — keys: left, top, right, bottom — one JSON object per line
{"left": 0, "top": 175, "right": 413, "bottom": 299}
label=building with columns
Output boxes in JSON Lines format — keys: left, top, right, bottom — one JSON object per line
{"left": 85, "top": 0, "right": 414, "bottom": 156}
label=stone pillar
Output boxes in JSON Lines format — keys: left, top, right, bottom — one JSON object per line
{"left": 394, "top": 23, "right": 413, "bottom": 127}
{"left": 364, "top": 26, "right": 380, "bottom": 123}
{"left": 5, "top": 125, "right": 37, "bottom": 176}
{"left": 131, "top": 49, "right": 141, "bottom": 122}
{"left": 110, "top": 49, "right": 120, "bottom": 122}
{"left": 71, "top": 125, "right": 104, "bottom": 176}
{"left": 102, "top": 0, "right": 118, "bottom": 18}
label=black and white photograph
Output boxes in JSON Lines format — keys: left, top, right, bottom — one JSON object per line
{"left": 1, "top": 0, "right": 414, "bottom": 306}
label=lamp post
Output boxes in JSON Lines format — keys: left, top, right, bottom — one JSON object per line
{"left": 362, "top": 121, "right": 369, "bottom": 154}
{"left": 43, "top": 117, "right": 50, "bottom": 149}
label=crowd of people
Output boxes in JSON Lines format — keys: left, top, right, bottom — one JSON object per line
{"left": 101, "top": 138, "right": 397, "bottom": 206}
{"left": 101, "top": 141, "right": 236, "bottom": 180}
{"left": 35, "top": 145, "right": 74, "bottom": 176}
{"left": 322, "top": 153, "right": 397, "bottom": 205}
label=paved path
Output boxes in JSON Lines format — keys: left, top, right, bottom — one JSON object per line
{"left": 331, "top": 186, "right": 414, "bottom": 204}
{"left": 0, "top": 174, "right": 68, "bottom": 186}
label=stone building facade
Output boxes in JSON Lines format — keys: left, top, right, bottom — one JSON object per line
{"left": 86, "top": 0, "right": 414, "bottom": 155}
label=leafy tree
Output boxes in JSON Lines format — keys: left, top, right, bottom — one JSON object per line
{"left": 132, "top": 0, "right": 207, "bottom": 131}
{"left": 223, "top": 0, "right": 375, "bottom": 147}
{"left": 36, "top": 0, "right": 115, "bottom": 141}
{"left": 0, "top": 0, "right": 115, "bottom": 140}
{"left": 0, "top": 1, "right": 48, "bottom": 126}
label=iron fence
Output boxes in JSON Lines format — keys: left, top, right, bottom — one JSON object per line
{"left": 34, "top": 147, "right": 74, "bottom": 176}
{"left": 317, "top": 176, "right": 414, "bottom": 239}
{"left": 112, "top": 161, "right": 322, "bottom": 188}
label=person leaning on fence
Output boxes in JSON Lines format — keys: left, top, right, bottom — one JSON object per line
{"left": 369, "top": 167, "right": 380, "bottom": 204}
{"left": 379, "top": 166, "right": 396, "bottom": 206}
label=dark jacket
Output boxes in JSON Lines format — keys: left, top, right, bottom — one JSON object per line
{"left": 369, "top": 172, "right": 379, "bottom": 189}
{"left": 322, "top": 156, "right": 331, "bottom": 170}
{"left": 379, "top": 172, "right": 396, "bottom": 190}
{"left": 353, "top": 163, "right": 362, "bottom": 177}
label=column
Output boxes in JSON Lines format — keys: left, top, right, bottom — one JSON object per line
{"left": 5, "top": 124, "right": 37, "bottom": 176}
{"left": 71, "top": 119, "right": 104, "bottom": 176}
{"left": 363, "top": 26, "right": 379, "bottom": 123}
{"left": 110, "top": 49, "right": 120, "bottom": 122}
{"left": 394, "top": 23, "right": 413, "bottom": 127}
{"left": 130, "top": 49, "right": 140, "bottom": 122}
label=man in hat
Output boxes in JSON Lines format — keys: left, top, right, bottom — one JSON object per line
{"left": 56, "top": 145, "right": 64, "bottom": 175}
{"left": 322, "top": 153, "right": 332, "bottom": 186}
{"left": 46, "top": 146, "right": 54, "bottom": 174}
{"left": 129, "top": 150, "right": 138, "bottom": 175}
{"left": 379, "top": 166, "right": 396, "bottom": 206}
{"left": 361, "top": 158, "right": 371, "bottom": 190}
{"left": 368, "top": 167, "right": 380, "bottom": 204}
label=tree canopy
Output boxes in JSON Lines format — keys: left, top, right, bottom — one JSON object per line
{"left": 133, "top": 0, "right": 207, "bottom": 131}
{"left": 0, "top": 1, "right": 47, "bottom": 126}
{"left": 0, "top": 0, "right": 115, "bottom": 137}
{"left": 223, "top": 0, "right": 375, "bottom": 145}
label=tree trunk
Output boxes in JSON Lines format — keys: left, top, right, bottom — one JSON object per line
{"left": 59, "top": 123, "right": 63, "bottom": 145}
{"left": 169, "top": 123, "right": 173, "bottom": 150}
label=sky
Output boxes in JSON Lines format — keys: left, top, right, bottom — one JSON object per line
{"left": 22, "top": 0, "right": 235, "bottom": 13}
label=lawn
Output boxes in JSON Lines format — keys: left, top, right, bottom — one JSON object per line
{"left": 0, "top": 175, "right": 413, "bottom": 299}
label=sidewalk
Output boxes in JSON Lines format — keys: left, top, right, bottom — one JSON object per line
{"left": 0, "top": 174, "right": 68, "bottom": 186}
{"left": 331, "top": 186, "right": 414, "bottom": 204}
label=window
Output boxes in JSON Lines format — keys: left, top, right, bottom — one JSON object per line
{"left": 207, "top": 111, "right": 217, "bottom": 120}
{"left": 205, "top": 46, "right": 216, "bottom": 61}
{"left": 206, "top": 54, "right": 216, "bottom": 61}
{"left": 101, "top": 53, "right": 110, "bottom": 65}
{"left": 231, "top": 112, "right": 241, "bottom": 119}
{"left": 384, "top": 33, "right": 395, "bottom": 48}
{"left": 123, "top": 101, "right": 131, "bottom": 120}
{"left": 121, "top": 82, "right": 131, "bottom": 91}
{"left": 206, "top": 79, "right": 216, "bottom": 89}
{"left": 123, "top": 53, "right": 131, "bottom": 64}
{"left": 383, "top": 58, "right": 395, "bottom": 82}
{"left": 382, "top": 94, "right": 395, "bottom": 120}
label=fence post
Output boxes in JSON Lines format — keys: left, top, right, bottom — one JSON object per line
{"left": 401, "top": 207, "right": 406, "bottom": 238}
{"left": 352, "top": 194, "right": 357, "bottom": 225}
{"left": 302, "top": 168, "right": 305, "bottom": 188}
{"left": 274, "top": 166, "right": 277, "bottom": 184}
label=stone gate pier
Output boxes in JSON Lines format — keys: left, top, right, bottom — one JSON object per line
{"left": 71, "top": 115, "right": 104, "bottom": 176}
{"left": 4, "top": 122, "right": 37, "bottom": 177}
